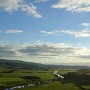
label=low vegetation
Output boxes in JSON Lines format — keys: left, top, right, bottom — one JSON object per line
{"left": 0, "top": 59, "right": 90, "bottom": 90}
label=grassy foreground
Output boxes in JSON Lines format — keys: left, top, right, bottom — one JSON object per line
{"left": 16, "top": 81, "right": 80, "bottom": 90}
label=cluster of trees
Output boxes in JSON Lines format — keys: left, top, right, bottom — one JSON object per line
{"left": 63, "top": 72, "right": 90, "bottom": 88}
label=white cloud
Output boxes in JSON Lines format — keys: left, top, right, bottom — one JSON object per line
{"left": 0, "top": 0, "right": 42, "bottom": 18}
{"left": 0, "top": 41, "right": 90, "bottom": 64}
{"left": 0, "top": 0, "right": 20, "bottom": 12}
{"left": 82, "top": 23, "right": 90, "bottom": 27}
{"left": 61, "top": 29, "right": 90, "bottom": 37}
{"left": 5, "top": 30, "right": 23, "bottom": 34}
{"left": 20, "top": 3, "right": 42, "bottom": 18}
{"left": 40, "top": 29, "right": 90, "bottom": 37}
{"left": 40, "top": 30, "right": 58, "bottom": 35}
{"left": 52, "top": 0, "right": 90, "bottom": 12}
{"left": 0, "top": 43, "right": 22, "bottom": 57}
{"left": 35, "top": 0, "right": 50, "bottom": 3}
{"left": 0, "top": 41, "right": 89, "bottom": 58}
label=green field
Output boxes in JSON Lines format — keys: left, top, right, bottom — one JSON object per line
{"left": 0, "top": 68, "right": 90, "bottom": 90}
{"left": 0, "top": 78, "right": 23, "bottom": 83}
{"left": 0, "top": 77, "right": 24, "bottom": 87}
{"left": 82, "top": 85, "right": 90, "bottom": 89}
{"left": 1, "top": 72, "right": 55, "bottom": 80}
{"left": 0, "top": 70, "right": 56, "bottom": 89}
{"left": 58, "top": 69, "right": 76, "bottom": 74}
{"left": 16, "top": 81, "right": 80, "bottom": 90}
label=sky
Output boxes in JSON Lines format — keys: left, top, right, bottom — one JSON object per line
{"left": 0, "top": 0, "right": 90, "bottom": 65}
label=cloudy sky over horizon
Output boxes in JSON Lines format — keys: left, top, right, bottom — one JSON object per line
{"left": 0, "top": 0, "right": 90, "bottom": 65}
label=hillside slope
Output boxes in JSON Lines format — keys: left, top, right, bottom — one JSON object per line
{"left": 0, "top": 59, "right": 44, "bottom": 70}
{"left": 0, "top": 59, "right": 89, "bottom": 70}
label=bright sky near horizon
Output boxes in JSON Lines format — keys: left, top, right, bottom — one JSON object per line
{"left": 0, "top": 0, "right": 90, "bottom": 65}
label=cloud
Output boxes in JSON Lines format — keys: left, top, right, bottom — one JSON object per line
{"left": 77, "top": 55, "right": 90, "bottom": 59}
{"left": 35, "top": 0, "right": 50, "bottom": 3}
{"left": 40, "top": 29, "right": 90, "bottom": 37}
{"left": 5, "top": 30, "right": 23, "bottom": 34}
{"left": 82, "top": 23, "right": 90, "bottom": 27}
{"left": 20, "top": 3, "right": 42, "bottom": 18}
{"left": 0, "top": 0, "right": 20, "bottom": 12}
{"left": 52, "top": 0, "right": 90, "bottom": 13}
{"left": 19, "top": 42, "right": 88, "bottom": 58}
{"left": 0, "top": 0, "right": 42, "bottom": 18}
{"left": 0, "top": 43, "right": 22, "bottom": 58}
{"left": 40, "top": 30, "right": 58, "bottom": 35}
{"left": 0, "top": 41, "right": 90, "bottom": 64}
{"left": 61, "top": 29, "right": 90, "bottom": 37}
{"left": 0, "top": 41, "right": 89, "bottom": 58}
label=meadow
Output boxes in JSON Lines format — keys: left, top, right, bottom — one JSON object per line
{"left": 0, "top": 69, "right": 78, "bottom": 90}
{"left": 16, "top": 81, "right": 80, "bottom": 90}
{"left": 0, "top": 59, "right": 90, "bottom": 90}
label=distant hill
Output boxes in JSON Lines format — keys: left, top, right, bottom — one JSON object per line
{"left": 0, "top": 59, "right": 89, "bottom": 70}
{"left": 45, "top": 64, "right": 89, "bottom": 70}
{"left": 0, "top": 59, "right": 44, "bottom": 70}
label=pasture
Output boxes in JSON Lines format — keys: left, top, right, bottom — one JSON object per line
{"left": 16, "top": 81, "right": 80, "bottom": 90}
{"left": 0, "top": 69, "right": 89, "bottom": 90}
